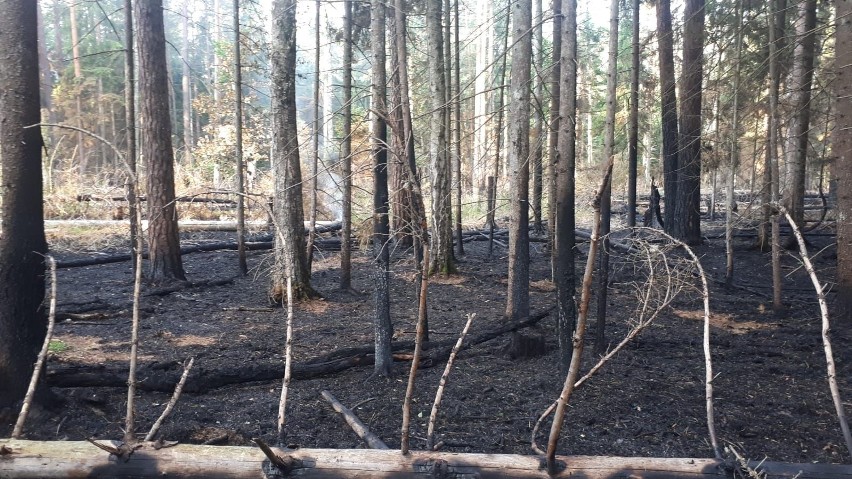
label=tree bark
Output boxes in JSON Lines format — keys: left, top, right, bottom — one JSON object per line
{"left": 271, "top": 0, "right": 316, "bottom": 300}
{"left": 655, "top": 0, "right": 679, "bottom": 233}
{"left": 531, "top": 0, "right": 544, "bottom": 234}
{"left": 783, "top": 0, "right": 817, "bottom": 231}
{"left": 124, "top": 0, "right": 139, "bottom": 274}
{"left": 547, "top": 0, "right": 562, "bottom": 280}
{"left": 371, "top": 0, "right": 393, "bottom": 376}
{"left": 505, "top": 0, "right": 532, "bottom": 323}
{"left": 233, "top": 0, "right": 248, "bottom": 276}
{"left": 137, "top": 0, "right": 187, "bottom": 282}
{"left": 836, "top": 0, "right": 852, "bottom": 322}
{"left": 626, "top": 0, "right": 640, "bottom": 228}
{"left": 9, "top": 440, "right": 847, "bottom": 478}
{"left": 672, "top": 0, "right": 705, "bottom": 245}
{"left": 0, "top": 0, "right": 47, "bottom": 410}
{"left": 555, "top": 0, "right": 577, "bottom": 375}
{"left": 428, "top": 0, "right": 454, "bottom": 275}
{"left": 340, "top": 0, "right": 353, "bottom": 291}
{"left": 182, "top": 1, "right": 193, "bottom": 165}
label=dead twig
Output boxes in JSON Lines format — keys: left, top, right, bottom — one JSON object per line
{"left": 277, "top": 277, "right": 294, "bottom": 443}
{"left": 12, "top": 256, "right": 58, "bottom": 438}
{"left": 401, "top": 244, "right": 430, "bottom": 454}
{"left": 545, "top": 158, "right": 613, "bottom": 474}
{"left": 427, "top": 313, "right": 476, "bottom": 450}
{"left": 144, "top": 357, "right": 195, "bottom": 441}
{"left": 780, "top": 206, "right": 852, "bottom": 459}
{"left": 320, "top": 390, "right": 389, "bottom": 449}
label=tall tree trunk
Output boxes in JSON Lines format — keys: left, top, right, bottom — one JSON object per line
{"left": 656, "top": 0, "right": 678, "bottom": 232}
{"left": 555, "top": 0, "right": 578, "bottom": 376}
{"left": 137, "top": 0, "right": 186, "bottom": 282}
{"left": 306, "top": 0, "right": 321, "bottom": 271}
{"left": 388, "top": 3, "right": 415, "bottom": 248}
{"left": 271, "top": 0, "right": 316, "bottom": 300}
{"left": 36, "top": 3, "right": 52, "bottom": 113}
{"left": 213, "top": 0, "right": 221, "bottom": 116}
{"left": 428, "top": 0, "right": 454, "bottom": 275}
{"left": 505, "top": 0, "right": 533, "bottom": 323}
{"left": 594, "top": 0, "right": 619, "bottom": 356}
{"left": 783, "top": 0, "right": 817, "bottom": 231}
{"left": 725, "top": 0, "right": 743, "bottom": 288}
{"left": 371, "top": 0, "right": 393, "bottom": 376}
{"left": 547, "top": 0, "right": 562, "bottom": 280}
{"left": 124, "top": 0, "right": 139, "bottom": 274}
{"left": 0, "top": 0, "right": 47, "bottom": 410}
{"left": 626, "top": 0, "right": 640, "bottom": 228}
{"left": 453, "top": 0, "right": 464, "bottom": 257}
{"left": 836, "top": 0, "right": 852, "bottom": 322}
{"left": 768, "top": 0, "right": 785, "bottom": 310}
{"left": 234, "top": 0, "right": 247, "bottom": 276}
{"left": 492, "top": 4, "right": 510, "bottom": 184}
{"left": 531, "top": 0, "right": 544, "bottom": 234}
{"left": 340, "top": 0, "right": 353, "bottom": 291}
{"left": 69, "top": 1, "right": 87, "bottom": 177}
{"left": 473, "top": 3, "right": 491, "bottom": 200}
{"left": 182, "top": 2, "right": 193, "bottom": 165}
{"left": 672, "top": 0, "right": 704, "bottom": 245}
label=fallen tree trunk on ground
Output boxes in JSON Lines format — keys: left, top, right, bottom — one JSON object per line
{"left": 46, "top": 309, "right": 553, "bottom": 392}
{"left": 0, "top": 440, "right": 848, "bottom": 478}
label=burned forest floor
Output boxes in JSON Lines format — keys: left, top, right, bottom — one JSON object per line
{"left": 2, "top": 218, "right": 850, "bottom": 465}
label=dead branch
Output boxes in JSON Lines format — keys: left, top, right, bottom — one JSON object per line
{"left": 546, "top": 158, "right": 613, "bottom": 474}
{"left": 12, "top": 256, "right": 59, "bottom": 438}
{"left": 401, "top": 244, "right": 430, "bottom": 454}
{"left": 144, "top": 358, "right": 195, "bottom": 441}
{"left": 320, "top": 390, "right": 389, "bottom": 450}
{"left": 780, "top": 206, "right": 852, "bottom": 459}
{"left": 277, "top": 277, "right": 294, "bottom": 442}
{"left": 427, "top": 313, "right": 476, "bottom": 450}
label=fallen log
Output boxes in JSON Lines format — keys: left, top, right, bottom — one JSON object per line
{"left": 320, "top": 390, "right": 389, "bottom": 449}
{"left": 46, "top": 309, "right": 553, "bottom": 392}
{"left": 1, "top": 439, "right": 849, "bottom": 478}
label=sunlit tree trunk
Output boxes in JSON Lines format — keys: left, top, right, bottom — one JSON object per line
{"left": 594, "top": 0, "right": 619, "bottom": 355}
{"left": 137, "top": 0, "right": 186, "bottom": 282}
{"left": 428, "top": 0, "right": 454, "bottom": 274}
{"left": 783, "top": 0, "right": 817, "bottom": 231}
{"left": 271, "top": 0, "right": 316, "bottom": 300}
{"left": 672, "top": 0, "right": 704, "bottom": 245}
{"left": 0, "top": 0, "right": 47, "bottom": 410}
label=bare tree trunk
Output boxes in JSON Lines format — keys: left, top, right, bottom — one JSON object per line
{"left": 626, "top": 0, "right": 640, "bottom": 229}
{"left": 768, "top": 0, "right": 785, "bottom": 311}
{"left": 182, "top": 2, "right": 193, "bottom": 165}
{"left": 428, "top": 0, "right": 454, "bottom": 275}
{"left": 371, "top": 0, "right": 393, "bottom": 376}
{"left": 234, "top": 0, "right": 247, "bottom": 275}
{"left": 340, "top": 0, "right": 353, "bottom": 291}
{"left": 725, "top": 0, "right": 743, "bottom": 288}
{"left": 555, "top": 0, "right": 577, "bottom": 375}
{"left": 124, "top": 0, "right": 139, "bottom": 274}
{"left": 835, "top": 0, "right": 852, "bottom": 322}
{"left": 0, "top": 0, "right": 47, "bottom": 410}
{"left": 547, "top": 0, "right": 562, "bottom": 280}
{"left": 594, "top": 0, "right": 619, "bottom": 356}
{"left": 656, "top": 0, "right": 678, "bottom": 232}
{"left": 454, "top": 0, "right": 464, "bottom": 257}
{"left": 271, "top": 0, "right": 316, "bottom": 300}
{"left": 69, "top": 1, "right": 87, "bottom": 177}
{"left": 782, "top": 0, "right": 817, "bottom": 231}
{"left": 306, "top": 0, "right": 321, "bottom": 272}
{"left": 531, "top": 0, "right": 544, "bottom": 234}
{"left": 672, "top": 0, "right": 704, "bottom": 245}
{"left": 505, "top": 0, "right": 532, "bottom": 323}
{"left": 137, "top": 0, "right": 186, "bottom": 282}
{"left": 213, "top": 0, "right": 221, "bottom": 114}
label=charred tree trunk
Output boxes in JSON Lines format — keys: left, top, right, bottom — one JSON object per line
{"left": 836, "top": 0, "right": 852, "bottom": 322}
{"left": 271, "top": 0, "right": 316, "bottom": 300}
{"left": 137, "top": 0, "right": 186, "bottom": 282}
{"left": 340, "top": 0, "right": 353, "bottom": 291}
{"left": 626, "top": 0, "right": 640, "bottom": 228}
{"left": 0, "top": 1, "right": 47, "bottom": 410}
{"left": 234, "top": 0, "right": 248, "bottom": 275}
{"left": 547, "top": 0, "right": 562, "bottom": 279}
{"left": 656, "top": 0, "right": 679, "bottom": 233}
{"left": 505, "top": 0, "right": 532, "bottom": 323}
{"left": 672, "top": 0, "right": 705, "bottom": 245}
